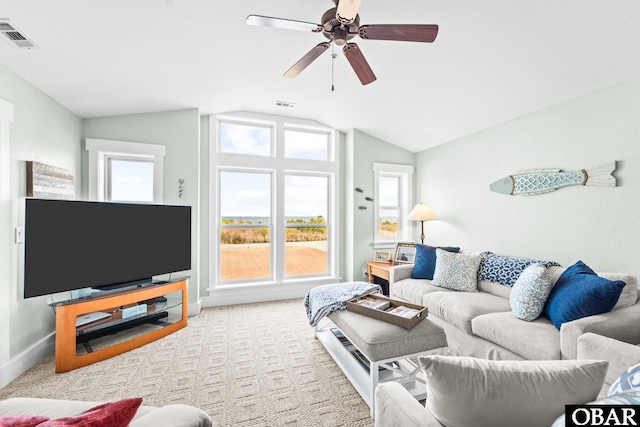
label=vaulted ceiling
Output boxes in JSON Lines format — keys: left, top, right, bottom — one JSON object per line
{"left": 1, "top": 1, "right": 639, "bottom": 152}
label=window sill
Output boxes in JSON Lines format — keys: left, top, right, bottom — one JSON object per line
{"left": 372, "top": 240, "right": 405, "bottom": 249}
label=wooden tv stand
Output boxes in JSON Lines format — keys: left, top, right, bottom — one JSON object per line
{"left": 52, "top": 278, "right": 188, "bottom": 373}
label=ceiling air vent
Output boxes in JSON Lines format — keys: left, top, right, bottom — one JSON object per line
{"left": 275, "top": 101, "right": 297, "bottom": 109}
{"left": 0, "top": 19, "right": 39, "bottom": 49}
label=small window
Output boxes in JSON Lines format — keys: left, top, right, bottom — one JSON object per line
{"left": 107, "top": 157, "right": 154, "bottom": 203}
{"left": 86, "top": 138, "right": 165, "bottom": 204}
{"left": 284, "top": 129, "right": 329, "bottom": 160}
{"left": 378, "top": 176, "right": 400, "bottom": 240}
{"left": 219, "top": 121, "right": 271, "bottom": 156}
{"left": 373, "top": 163, "right": 414, "bottom": 248}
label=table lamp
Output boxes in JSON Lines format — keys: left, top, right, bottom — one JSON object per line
{"left": 407, "top": 203, "right": 438, "bottom": 244}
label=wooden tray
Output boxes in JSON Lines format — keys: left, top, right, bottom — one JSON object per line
{"left": 346, "top": 294, "right": 427, "bottom": 330}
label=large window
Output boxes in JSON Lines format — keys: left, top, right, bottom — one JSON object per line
{"left": 373, "top": 163, "right": 414, "bottom": 248}
{"left": 211, "top": 112, "right": 339, "bottom": 287}
{"left": 285, "top": 174, "right": 329, "bottom": 276}
{"left": 219, "top": 170, "right": 272, "bottom": 281}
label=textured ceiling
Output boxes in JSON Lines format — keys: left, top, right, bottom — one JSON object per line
{"left": 1, "top": 0, "right": 639, "bottom": 152}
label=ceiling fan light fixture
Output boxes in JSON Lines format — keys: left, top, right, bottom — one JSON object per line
{"left": 336, "top": 0, "right": 364, "bottom": 24}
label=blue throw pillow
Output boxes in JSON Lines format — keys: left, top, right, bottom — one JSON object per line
{"left": 411, "top": 245, "right": 460, "bottom": 280}
{"left": 542, "top": 260, "right": 625, "bottom": 330}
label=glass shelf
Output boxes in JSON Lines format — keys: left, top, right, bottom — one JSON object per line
{"left": 74, "top": 290, "right": 183, "bottom": 356}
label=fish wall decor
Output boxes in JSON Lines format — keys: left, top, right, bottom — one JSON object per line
{"left": 489, "top": 162, "right": 617, "bottom": 196}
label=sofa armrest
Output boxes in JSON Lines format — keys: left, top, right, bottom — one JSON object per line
{"left": 388, "top": 264, "right": 415, "bottom": 285}
{"left": 374, "top": 383, "right": 441, "bottom": 427}
{"left": 578, "top": 333, "right": 640, "bottom": 387}
{"left": 130, "top": 405, "right": 212, "bottom": 427}
{"left": 560, "top": 302, "right": 640, "bottom": 359}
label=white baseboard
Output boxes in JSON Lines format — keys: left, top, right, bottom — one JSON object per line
{"left": 0, "top": 332, "right": 55, "bottom": 389}
{"left": 201, "top": 278, "right": 340, "bottom": 307}
{"left": 188, "top": 300, "right": 201, "bottom": 317}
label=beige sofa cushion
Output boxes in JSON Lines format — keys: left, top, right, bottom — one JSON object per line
{"left": 424, "top": 291, "right": 511, "bottom": 334}
{"left": 472, "top": 311, "right": 561, "bottom": 360}
{"left": 390, "top": 278, "right": 454, "bottom": 305}
{"left": 547, "top": 266, "right": 637, "bottom": 310}
{"left": 418, "top": 355, "right": 608, "bottom": 427}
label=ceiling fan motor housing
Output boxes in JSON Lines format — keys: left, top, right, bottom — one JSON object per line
{"left": 321, "top": 7, "right": 359, "bottom": 44}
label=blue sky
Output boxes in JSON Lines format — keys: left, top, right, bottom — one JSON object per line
{"left": 219, "top": 122, "right": 329, "bottom": 218}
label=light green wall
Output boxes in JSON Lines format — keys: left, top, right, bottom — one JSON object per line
{"left": 345, "top": 129, "right": 416, "bottom": 281}
{"left": 415, "top": 77, "right": 640, "bottom": 277}
{"left": 0, "top": 63, "right": 83, "bottom": 357}
{"left": 82, "top": 109, "right": 203, "bottom": 303}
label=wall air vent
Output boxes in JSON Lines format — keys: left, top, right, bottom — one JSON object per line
{"left": 0, "top": 19, "right": 39, "bottom": 49}
{"left": 275, "top": 101, "right": 297, "bottom": 109}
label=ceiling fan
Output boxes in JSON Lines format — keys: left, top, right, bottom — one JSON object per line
{"left": 246, "top": 0, "right": 438, "bottom": 85}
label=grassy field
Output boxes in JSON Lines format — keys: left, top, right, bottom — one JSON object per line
{"left": 218, "top": 216, "right": 396, "bottom": 279}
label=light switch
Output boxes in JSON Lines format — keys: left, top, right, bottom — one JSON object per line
{"left": 15, "top": 227, "right": 24, "bottom": 244}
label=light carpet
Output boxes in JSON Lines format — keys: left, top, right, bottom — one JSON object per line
{"left": 0, "top": 298, "right": 374, "bottom": 426}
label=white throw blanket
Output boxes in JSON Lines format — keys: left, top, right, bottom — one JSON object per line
{"left": 304, "top": 281, "right": 382, "bottom": 327}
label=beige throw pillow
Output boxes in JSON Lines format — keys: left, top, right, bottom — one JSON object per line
{"left": 418, "top": 355, "right": 608, "bottom": 427}
{"left": 431, "top": 249, "right": 481, "bottom": 292}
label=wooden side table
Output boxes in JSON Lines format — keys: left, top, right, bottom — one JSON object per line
{"left": 366, "top": 261, "right": 393, "bottom": 295}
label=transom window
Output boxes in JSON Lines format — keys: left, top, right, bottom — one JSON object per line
{"left": 211, "top": 112, "right": 339, "bottom": 287}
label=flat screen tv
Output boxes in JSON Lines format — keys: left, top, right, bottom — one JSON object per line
{"left": 24, "top": 199, "right": 191, "bottom": 298}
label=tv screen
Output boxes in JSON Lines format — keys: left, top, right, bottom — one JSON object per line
{"left": 24, "top": 199, "right": 191, "bottom": 298}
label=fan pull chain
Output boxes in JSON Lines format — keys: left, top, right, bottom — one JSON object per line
{"left": 331, "top": 43, "right": 337, "bottom": 91}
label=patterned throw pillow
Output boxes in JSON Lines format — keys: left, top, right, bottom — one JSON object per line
{"left": 411, "top": 244, "right": 460, "bottom": 280}
{"left": 432, "top": 249, "right": 481, "bottom": 292}
{"left": 509, "top": 263, "right": 553, "bottom": 321}
{"left": 551, "top": 389, "right": 640, "bottom": 427}
{"left": 477, "top": 252, "right": 561, "bottom": 287}
{"left": 608, "top": 362, "right": 640, "bottom": 396}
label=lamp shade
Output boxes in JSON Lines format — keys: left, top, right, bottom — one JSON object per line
{"left": 407, "top": 203, "right": 438, "bottom": 221}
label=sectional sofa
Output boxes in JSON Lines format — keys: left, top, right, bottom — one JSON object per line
{"left": 388, "top": 250, "right": 640, "bottom": 360}
{"left": 375, "top": 333, "right": 640, "bottom": 427}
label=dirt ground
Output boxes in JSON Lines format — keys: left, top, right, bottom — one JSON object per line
{"left": 221, "top": 246, "right": 327, "bottom": 280}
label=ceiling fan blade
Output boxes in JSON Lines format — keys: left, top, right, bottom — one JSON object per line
{"left": 284, "top": 42, "right": 331, "bottom": 78}
{"left": 246, "top": 15, "right": 323, "bottom": 33}
{"left": 336, "top": 0, "right": 364, "bottom": 24}
{"left": 343, "top": 43, "right": 376, "bottom": 85}
{"left": 359, "top": 24, "right": 439, "bottom": 43}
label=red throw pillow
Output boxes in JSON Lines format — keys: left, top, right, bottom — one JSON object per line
{"left": 37, "top": 398, "right": 142, "bottom": 427}
{"left": 0, "top": 415, "right": 50, "bottom": 427}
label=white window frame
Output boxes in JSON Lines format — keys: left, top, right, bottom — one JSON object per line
{"left": 372, "top": 162, "right": 414, "bottom": 249}
{"left": 0, "top": 97, "right": 13, "bottom": 374}
{"left": 210, "top": 112, "right": 340, "bottom": 289}
{"left": 86, "top": 138, "right": 165, "bottom": 203}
